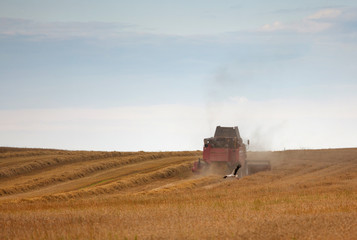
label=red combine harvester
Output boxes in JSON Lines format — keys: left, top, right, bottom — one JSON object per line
{"left": 192, "top": 126, "right": 271, "bottom": 177}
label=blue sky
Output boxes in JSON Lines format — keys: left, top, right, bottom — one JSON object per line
{"left": 1, "top": 1, "right": 357, "bottom": 151}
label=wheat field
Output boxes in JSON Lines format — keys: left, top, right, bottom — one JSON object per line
{"left": 0, "top": 147, "right": 356, "bottom": 239}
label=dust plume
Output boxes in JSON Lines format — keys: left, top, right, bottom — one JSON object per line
{"left": 204, "top": 66, "right": 281, "bottom": 151}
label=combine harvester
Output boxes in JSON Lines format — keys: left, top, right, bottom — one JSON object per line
{"left": 192, "top": 126, "right": 271, "bottom": 177}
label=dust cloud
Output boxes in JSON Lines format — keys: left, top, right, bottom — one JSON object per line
{"left": 203, "top": 66, "right": 283, "bottom": 151}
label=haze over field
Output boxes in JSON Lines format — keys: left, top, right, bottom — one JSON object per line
{"left": 1, "top": 0, "right": 357, "bottom": 151}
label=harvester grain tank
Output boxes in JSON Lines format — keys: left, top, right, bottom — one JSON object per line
{"left": 192, "top": 126, "right": 271, "bottom": 177}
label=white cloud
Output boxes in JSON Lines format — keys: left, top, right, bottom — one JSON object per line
{"left": 260, "top": 21, "right": 285, "bottom": 32}
{"left": 295, "top": 19, "right": 332, "bottom": 33}
{"left": 307, "top": 8, "right": 342, "bottom": 20}
{"left": 259, "top": 8, "right": 351, "bottom": 33}
{"left": 259, "top": 19, "right": 330, "bottom": 33}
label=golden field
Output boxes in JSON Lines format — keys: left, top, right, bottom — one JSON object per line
{"left": 0, "top": 147, "right": 356, "bottom": 239}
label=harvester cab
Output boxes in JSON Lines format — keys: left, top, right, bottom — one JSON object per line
{"left": 192, "top": 126, "right": 270, "bottom": 177}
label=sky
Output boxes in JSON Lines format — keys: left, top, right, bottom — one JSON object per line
{"left": 1, "top": 0, "right": 357, "bottom": 151}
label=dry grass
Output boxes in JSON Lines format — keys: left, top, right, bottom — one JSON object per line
{"left": 0, "top": 147, "right": 356, "bottom": 239}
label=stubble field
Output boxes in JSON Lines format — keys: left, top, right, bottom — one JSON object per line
{"left": 0, "top": 147, "right": 356, "bottom": 239}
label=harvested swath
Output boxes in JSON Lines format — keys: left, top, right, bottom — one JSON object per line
{"left": 0, "top": 147, "right": 29, "bottom": 153}
{"left": 0, "top": 151, "right": 63, "bottom": 159}
{"left": 0, "top": 152, "right": 199, "bottom": 196}
{"left": 0, "top": 152, "right": 143, "bottom": 179}
{"left": 78, "top": 156, "right": 197, "bottom": 189}
{"left": 0, "top": 150, "right": 73, "bottom": 159}
{"left": 0, "top": 158, "right": 130, "bottom": 196}
{"left": 24, "top": 161, "right": 193, "bottom": 202}
{"left": 143, "top": 175, "right": 221, "bottom": 194}
{"left": 0, "top": 147, "right": 61, "bottom": 154}
{"left": 0, "top": 151, "right": 200, "bottom": 179}
{"left": 0, "top": 147, "right": 77, "bottom": 160}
